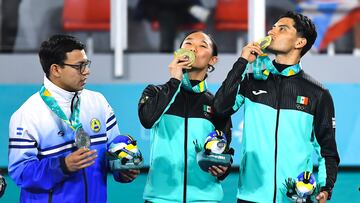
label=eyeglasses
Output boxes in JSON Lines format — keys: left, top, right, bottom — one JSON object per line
{"left": 60, "top": 60, "right": 91, "bottom": 74}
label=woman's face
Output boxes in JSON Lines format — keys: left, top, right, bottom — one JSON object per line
{"left": 180, "top": 32, "right": 217, "bottom": 70}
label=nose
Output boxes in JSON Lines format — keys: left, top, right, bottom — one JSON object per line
{"left": 267, "top": 26, "right": 278, "bottom": 37}
{"left": 82, "top": 66, "right": 90, "bottom": 75}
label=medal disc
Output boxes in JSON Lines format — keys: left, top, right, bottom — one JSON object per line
{"left": 75, "top": 128, "right": 91, "bottom": 149}
{"left": 174, "top": 48, "right": 196, "bottom": 65}
{"left": 257, "top": 36, "right": 272, "bottom": 50}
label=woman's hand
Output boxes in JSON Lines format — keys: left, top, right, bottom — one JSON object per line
{"left": 168, "top": 55, "right": 193, "bottom": 80}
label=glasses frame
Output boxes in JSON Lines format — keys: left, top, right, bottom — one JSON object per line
{"left": 60, "top": 60, "right": 91, "bottom": 74}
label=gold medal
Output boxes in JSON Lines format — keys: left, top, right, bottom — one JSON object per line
{"left": 174, "top": 48, "right": 196, "bottom": 65}
{"left": 257, "top": 36, "right": 272, "bottom": 50}
{"left": 75, "top": 128, "right": 91, "bottom": 149}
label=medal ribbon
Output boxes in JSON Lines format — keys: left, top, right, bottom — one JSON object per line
{"left": 181, "top": 72, "right": 207, "bottom": 93}
{"left": 248, "top": 55, "right": 301, "bottom": 80}
{"left": 39, "top": 86, "right": 82, "bottom": 131}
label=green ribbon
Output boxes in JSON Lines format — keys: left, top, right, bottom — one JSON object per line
{"left": 181, "top": 72, "right": 207, "bottom": 93}
{"left": 248, "top": 55, "right": 301, "bottom": 80}
{"left": 39, "top": 86, "right": 82, "bottom": 131}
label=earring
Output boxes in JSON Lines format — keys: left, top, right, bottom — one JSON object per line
{"left": 208, "top": 65, "right": 215, "bottom": 73}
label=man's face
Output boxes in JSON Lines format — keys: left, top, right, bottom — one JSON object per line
{"left": 56, "top": 49, "right": 90, "bottom": 92}
{"left": 266, "top": 17, "right": 301, "bottom": 55}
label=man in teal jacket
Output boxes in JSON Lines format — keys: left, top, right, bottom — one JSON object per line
{"left": 214, "top": 11, "right": 340, "bottom": 203}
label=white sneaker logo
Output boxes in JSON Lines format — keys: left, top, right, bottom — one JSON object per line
{"left": 252, "top": 90, "right": 267, "bottom": 95}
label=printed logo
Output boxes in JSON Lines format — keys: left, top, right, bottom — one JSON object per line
{"left": 252, "top": 90, "right": 267, "bottom": 95}
{"left": 296, "top": 104, "right": 305, "bottom": 111}
{"left": 57, "top": 131, "right": 65, "bottom": 136}
{"left": 140, "top": 96, "right": 149, "bottom": 104}
{"left": 332, "top": 117, "right": 336, "bottom": 129}
{"left": 90, "top": 118, "right": 101, "bottom": 133}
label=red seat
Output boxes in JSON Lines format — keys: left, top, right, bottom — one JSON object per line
{"left": 214, "top": 0, "right": 248, "bottom": 31}
{"left": 62, "top": 0, "right": 110, "bottom": 31}
{"left": 150, "top": 20, "right": 206, "bottom": 32}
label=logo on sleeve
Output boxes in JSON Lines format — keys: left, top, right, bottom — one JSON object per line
{"left": 90, "top": 118, "right": 101, "bottom": 133}
{"left": 16, "top": 127, "right": 23, "bottom": 136}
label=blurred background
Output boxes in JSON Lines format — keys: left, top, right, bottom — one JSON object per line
{"left": 0, "top": 0, "right": 359, "bottom": 202}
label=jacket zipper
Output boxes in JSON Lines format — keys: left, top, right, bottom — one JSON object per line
{"left": 82, "top": 169, "right": 88, "bottom": 203}
{"left": 183, "top": 92, "right": 189, "bottom": 203}
{"left": 48, "top": 189, "right": 53, "bottom": 203}
{"left": 273, "top": 76, "right": 282, "bottom": 203}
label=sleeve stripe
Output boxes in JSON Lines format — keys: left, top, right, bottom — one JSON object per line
{"left": 9, "top": 145, "right": 36, "bottom": 149}
{"left": 106, "top": 115, "right": 115, "bottom": 124}
{"left": 106, "top": 120, "right": 117, "bottom": 131}
{"left": 9, "top": 138, "right": 35, "bottom": 142}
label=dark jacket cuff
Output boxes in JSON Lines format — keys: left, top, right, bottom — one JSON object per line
{"left": 320, "top": 186, "right": 333, "bottom": 200}
{"left": 60, "top": 157, "right": 72, "bottom": 175}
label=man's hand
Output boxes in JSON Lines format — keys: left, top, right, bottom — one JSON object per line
{"left": 240, "top": 41, "right": 263, "bottom": 64}
{"left": 119, "top": 169, "right": 140, "bottom": 182}
{"left": 316, "top": 191, "right": 329, "bottom": 203}
{"left": 208, "top": 165, "right": 228, "bottom": 177}
{"left": 65, "top": 148, "right": 97, "bottom": 172}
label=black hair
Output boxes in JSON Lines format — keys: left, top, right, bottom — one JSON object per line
{"left": 180, "top": 30, "right": 218, "bottom": 57}
{"left": 38, "top": 34, "right": 86, "bottom": 77}
{"left": 279, "top": 11, "right": 317, "bottom": 57}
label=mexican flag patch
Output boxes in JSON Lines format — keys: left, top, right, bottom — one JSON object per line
{"left": 296, "top": 96, "right": 309, "bottom": 105}
{"left": 203, "top": 105, "right": 213, "bottom": 114}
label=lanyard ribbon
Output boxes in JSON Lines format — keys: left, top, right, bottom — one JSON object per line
{"left": 39, "top": 86, "right": 82, "bottom": 131}
{"left": 247, "top": 55, "right": 301, "bottom": 80}
{"left": 181, "top": 72, "right": 207, "bottom": 93}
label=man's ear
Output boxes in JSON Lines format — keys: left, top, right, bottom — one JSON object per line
{"left": 209, "top": 56, "right": 218, "bottom": 66}
{"left": 50, "top": 64, "right": 62, "bottom": 78}
{"left": 295, "top": 37, "right": 307, "bottom": 49}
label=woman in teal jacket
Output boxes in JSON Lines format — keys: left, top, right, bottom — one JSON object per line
{"left": 138, "top": 31, "right": 232, "bottom": 203}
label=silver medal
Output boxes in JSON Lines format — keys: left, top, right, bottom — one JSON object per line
{"left": 75, "top": 128, "right": 91, "bottom": 149}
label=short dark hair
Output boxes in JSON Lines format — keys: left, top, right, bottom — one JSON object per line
{"left": 279, "top": 11, "right": 317, "bottom": 57}
{"left": 38, "top": 34, "right": 86, "bottom": 77}
{"left": 180, "top": 30, "right": 218, "bottom": 57}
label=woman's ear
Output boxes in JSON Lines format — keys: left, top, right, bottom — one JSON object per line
{"left": 209, "top": 56, "right": 218, "bottom": 66}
